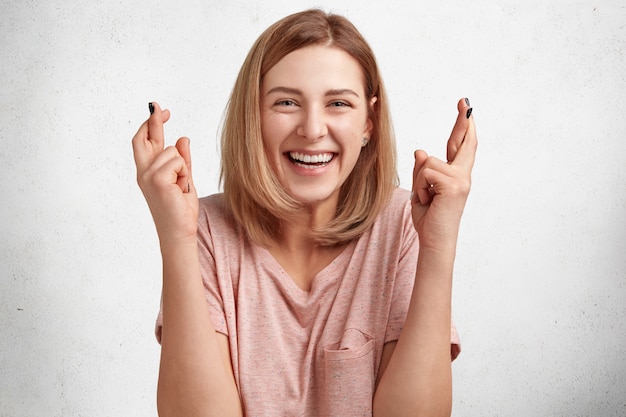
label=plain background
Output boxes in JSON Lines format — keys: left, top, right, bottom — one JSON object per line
{"left": 1, "top": 0, "right": 625, "bottom": 416}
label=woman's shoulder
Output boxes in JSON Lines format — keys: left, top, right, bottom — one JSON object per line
{"left": 199, "top": 192, "right": 226, "bottom": 210}
{"left": 381, "top": 187, "right": 412, "bottom": 219}
{"left": 367, "top": 187, "right": 415, "bottom": 238}
{"left": 389, "top": 187, "right": 411, "bottom": 207}
{"left": 197, "top": 193, "right": 237, "bottom": 235}
{"left": 351, "top": 187, "right": 416, "bottom": 260}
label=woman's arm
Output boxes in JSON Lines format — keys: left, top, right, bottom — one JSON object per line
{"left": 373, "top": 248, "right": 455, "bottom": 417}
{"left": 132, "top": 103, "right": 242, "bottom": 417}
{"left": 157, "top": 241, "right": 242, "bottom": 417}
{"left": 373, "top": 98, "right": 477, "bottom": 417}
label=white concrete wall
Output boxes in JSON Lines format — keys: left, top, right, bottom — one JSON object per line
{"left": 1, "top": 0, "right": 624, "bottom": 415}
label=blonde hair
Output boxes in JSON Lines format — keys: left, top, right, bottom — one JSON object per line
{"left": 220, "top": 9, "right": 398, "bottom": 247}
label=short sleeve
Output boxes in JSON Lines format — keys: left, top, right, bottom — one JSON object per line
{"left": 384, "top": 196, "right": 420, "bottom": 344}
{"left": 196, "top": 215, "right": 229, "bottom": 336}
{"left": 154, "top": 198, "right": 230, "bottom": 343}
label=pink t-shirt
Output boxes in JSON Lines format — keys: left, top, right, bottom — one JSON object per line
{"left": 156, "top": 188, "right": 460, "bottom": 416}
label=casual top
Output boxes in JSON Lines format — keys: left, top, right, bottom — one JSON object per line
{"left": 156, "top": 187, "right": 460, "bottom": 417}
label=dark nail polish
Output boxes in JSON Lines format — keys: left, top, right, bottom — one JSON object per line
{"left": 466, "top": 107, "right": 473, "bottom": 119}
{"left": 148, "top": 102, "right": 154, "bottom": 115}
{"left": 464, "top": 98, "right": 471, "bottom": 107}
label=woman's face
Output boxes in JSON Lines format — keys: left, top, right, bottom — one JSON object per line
{"left": 260, "top": 45, "right": 374, "bottom": 211}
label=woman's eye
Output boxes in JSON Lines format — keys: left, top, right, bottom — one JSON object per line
{"left": 330, "top": 101, "right": 350, "bottom": 107}
{"left": 276, "top": 99, "right": 296, "bottom": 106}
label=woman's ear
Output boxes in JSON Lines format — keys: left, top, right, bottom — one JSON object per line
{"left": 365, "top": 96, "right": 378, "bottom": 137}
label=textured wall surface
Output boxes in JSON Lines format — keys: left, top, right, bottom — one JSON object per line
{"left": 1, "top": 0, "right": 625, "bottom": 416}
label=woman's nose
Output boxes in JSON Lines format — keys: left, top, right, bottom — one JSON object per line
{"left": 296, "top": 106, "right": 328, "bottom": 140}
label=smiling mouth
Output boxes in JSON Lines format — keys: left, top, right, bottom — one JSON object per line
{"left": 287, "top": 151, "right": 335, "bottom": 168}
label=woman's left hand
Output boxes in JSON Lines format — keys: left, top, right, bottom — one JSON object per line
{"left": 410, "top": 98, "right": 477, "bottom": 252}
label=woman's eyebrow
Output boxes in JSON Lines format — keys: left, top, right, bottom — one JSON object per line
{"left": 265, "top": 86, "right": 360, "bottom": 98}
{"left": 266, "top": 86, "right": 302, "bottom": 95}
{"left": 325, "top": 88, "right": 360, "bottom": 98}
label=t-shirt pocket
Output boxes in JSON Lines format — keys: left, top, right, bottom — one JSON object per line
{"left": 321, "top": 328, "right": 376, "bottom": 416}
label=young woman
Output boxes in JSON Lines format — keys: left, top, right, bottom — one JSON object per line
{"left": 132, "top": 9, "right": 477, "bottom": 417}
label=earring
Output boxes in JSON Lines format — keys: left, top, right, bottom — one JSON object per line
{"left": 362, "top": 137, "right": 369, "bottom": 147}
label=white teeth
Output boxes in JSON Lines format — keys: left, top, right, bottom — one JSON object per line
{"left": 289, "top": 152, "right": 333, "bottom": 164}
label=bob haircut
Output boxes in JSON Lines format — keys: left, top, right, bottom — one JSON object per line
{"left": 220, "top": 8, "right": 398, "bottom": 247}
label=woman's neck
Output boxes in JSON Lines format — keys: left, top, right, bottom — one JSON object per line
{"left": 267, "top": 199, "right": 344, "bottom": 291}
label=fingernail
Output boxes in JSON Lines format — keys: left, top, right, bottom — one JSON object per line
{"left": 464, "top": 97, "right": 471, "bottom": 107}
{"left": 466, "top": 107, "right": 473, "bottom": 119}
{"left": 148, "top": 102, "right": 155, "bottom": 115}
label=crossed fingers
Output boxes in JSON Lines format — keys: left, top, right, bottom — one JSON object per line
{"left": 412, "top": 98, "right": 477, "bottom": 206}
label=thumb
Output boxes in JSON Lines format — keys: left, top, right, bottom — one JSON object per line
{"left": 413, "top": 149, "right": 429, "bottom": 169}
{"left": 410, "top": 150, "right": 430, "bottom": 227}
{"left": 412, "top": 150, "right": 432, "bottom": 205}
{"left": 175, "top": 137, "right": 194, "bottom": 193}
{"left": 412, "top": 150, "right": 428, "bottom": 185}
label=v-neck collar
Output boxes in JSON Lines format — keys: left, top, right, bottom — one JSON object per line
{"left": 255, "top": 240, "right": 357, "bottom": 300}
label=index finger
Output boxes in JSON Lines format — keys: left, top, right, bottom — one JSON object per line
{"left": 131, "top": 102, "right": 170, "bottom": 171}
{"left": 446, "top": 98, "right": 473, "bottom": 163}
{"left": 147, "top": 102, "right": 169, "bottom": 151}
{"left": 450, "top": 114, "right": 478, "bottom": 172}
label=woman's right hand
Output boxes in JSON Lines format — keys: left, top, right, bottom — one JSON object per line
{"left": 132, "top": 102, "right": 199, "bottom": 247}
